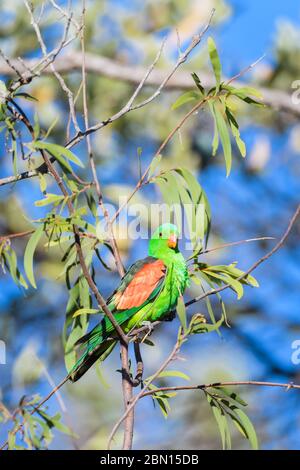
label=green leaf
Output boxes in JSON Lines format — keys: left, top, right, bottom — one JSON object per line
{"left": 38, "top": 173, "right": 47, "bottom": 193}
{"left": 166, "top": 172, "right": 183, "bottom": 208}
{"left": 153, "top": 396, "right": 170, "bottom": 418}
{"left": 158, "top": 370, "right": 190, "bottom": 381}
{"left": 205, "top": 296, "right": 221, "bottom": 337}
{"left": 43, "top": 116, "right": 59, "bottom": 141}
{"left": 206, "top": 271, "right": 244, "bottom": 299}
{"left": 176, "top": 295, "right": 187, "bottom": 332}
{"left": 35, "top": 194, "right": 65, "bottom": 207}
{"left": 156, "top": 174, "right": 180, "bottom": 207}
{"left": 49, "top": 413, "right": 77, "bottom": 438}
{"left": 10, "top": 130, "right": 17, "bottom": 176}
{"left": 224, "top": 85, "right": 263, "bottom": 100}
{"left": 224, "top": 86, "right": 264, "bottom": 106}
{"left": 4, "top": 248, "right": 28, "bottom": 289}
{"left": 73, "top": 308, "right": 100, "bottom": 318}
{"left": 225, "top": 107, "right": 246, "bottom": 157}
{"left": 148, "top": 154, "right": 162, "bottom": 178}
{"left": 210, "top": 105, "right": 219, "bottom": 156}
{"left": 176, "top": 168, "right": 201, "bottom": 205}
{"left": 191, "top": 72, "right": 205, "bottom": 94}
{"left": 212, "top": 103, "right": 232, "bottom": 176}
{"left": 153, "top": 168, "right": 210, "bottom": 249}
{"left": 188, "top": 313, "right": 224, "bottom": 335}
{"left": 175, "top": 179, "right": 197, "bottom": 245}
{"left": 33, "top": 141, "right": 84, "bottom": 169}
{"left": 33, "top": 111, "right": 40, "bottom": 139}
{"left": 245, "top": 274, "right": 259, "bottom": 287}
{"left": 171, "top": 90, "right": 200, "bottom": 110}
{"left": 207, "top": 37, "right": 222, "bottom": 90}
{"left": 210, "top": 387, "right": 248, "bottom": 407}
{"left": 233, "top": 408, "right": 258, "bottom": 450}
{"left": 207, "top": 396, "right": 231, "bottom": 450}
{"left": 24, "top": 224, "right": 44, "bottom": 289}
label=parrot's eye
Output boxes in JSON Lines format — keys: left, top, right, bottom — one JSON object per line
{"left": 159, "top": 232, "right": 162, "bottom": 238}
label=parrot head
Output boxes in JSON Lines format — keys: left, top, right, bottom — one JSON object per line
{"left": 148, "top": 223, "right": 181, "bottom": 259}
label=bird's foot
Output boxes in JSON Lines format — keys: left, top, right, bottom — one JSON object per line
{"left": 141, "top": 321, "right": 154, "bottom": 333}
{"left": 141, "top": 321, "right": 154, "bottom": 342}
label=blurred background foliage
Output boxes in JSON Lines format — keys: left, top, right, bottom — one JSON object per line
{"left": 0, "top": 0, "right": 300, "bottom": 449}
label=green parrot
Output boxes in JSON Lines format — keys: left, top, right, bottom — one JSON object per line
{"left": 70, "top": 223, "right": 189, "bottom": 382}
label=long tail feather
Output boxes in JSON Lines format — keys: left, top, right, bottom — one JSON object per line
{"left": 70, "top": 306, "right": 138, "bottom": 382}
{"left": 70, "top": 339, "right": 117, "bottom": 382}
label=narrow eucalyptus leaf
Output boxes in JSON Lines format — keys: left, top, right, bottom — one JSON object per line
{"left": 24, "top": 224, "right": 44, "bottom": 289}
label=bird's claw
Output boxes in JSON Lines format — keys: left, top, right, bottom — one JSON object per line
{"left": 141, "top": 321, "right": 154, "bottom": 332}
{"left": 141, "top": 321, "right": 154, "bottom": 342}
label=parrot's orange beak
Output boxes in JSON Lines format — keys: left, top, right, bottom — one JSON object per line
{"left": 167, "top": 233, "right": 177, "bottom": 249}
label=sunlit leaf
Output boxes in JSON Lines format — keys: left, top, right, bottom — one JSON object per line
{"left": 24, "top": 224, "right": 44, "bottom": 289}
{"left": 73, "top": 307, "right": 100, "bottom": 318}
{"left": 158, "top": 370, "right": 190, "bottom": 381}
{"left": 33, "top": 141, "right": 84, "bottom": 170}
{"left": 233, "top": 408, "right": 258, "bottom": 450}
{"left": 207, "top": 37, "right": 222, "bottom": 90}
{"left": 171, "top": 90, "right": 200, "bottom": 110}
{"left": 148, "top": 154, "right": 162, "bottom": 178}
{"left": 35, "top": 194, "right": 65, "bottom": 207}
{"left": 212, "top": 103, "right": 232, "bottom": 176}
{"left": 225, "top": 107, "right": 246, "bottom": 157}
{"left": 207, "top": 395, "right": 231, "bottom": 450}
{"left": 176, "top": 295, "right": 187, "bottom": 332}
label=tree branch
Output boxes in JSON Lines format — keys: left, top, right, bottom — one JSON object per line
{"left": 198, "top": 236, "right": 275, "bottom": 256}
{"left": 140, "top": 380, "right": 300, "bottom": 398}
{"left": 1, "top": 52, "right": 299, "bottom": 117}
{"left": 107, "top": 332, "right": 183, "bottom": 449}
{"left": 23, "top": 0, "right": 80, "bottom": 135}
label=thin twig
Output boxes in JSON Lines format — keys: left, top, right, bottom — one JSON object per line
{"left": 225, "top": 54, "right": 266, "bottom": 86}
{"left": 132, "top": 342, "right": 144, "bottom": 387}
{"left": 7, "top": 1, "right": 80, "bottom": 94}
{"left": 0, "top": 49, "right": 23, "bottom": 79}
{"left": 23, "top": 0, "right": 80, "bottom": 135}
{"left": 140, "top": 380, "right": 300, "bottom": 398}
{"left": 0, "top": 230, "right": 34, "bottom": 242}
{"left": 198, "top": 236, "right": 275, "bottom": 256}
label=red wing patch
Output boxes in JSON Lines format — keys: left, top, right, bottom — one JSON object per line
{"left": 116, "top": 259, "right": 166, "bottom": 310}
